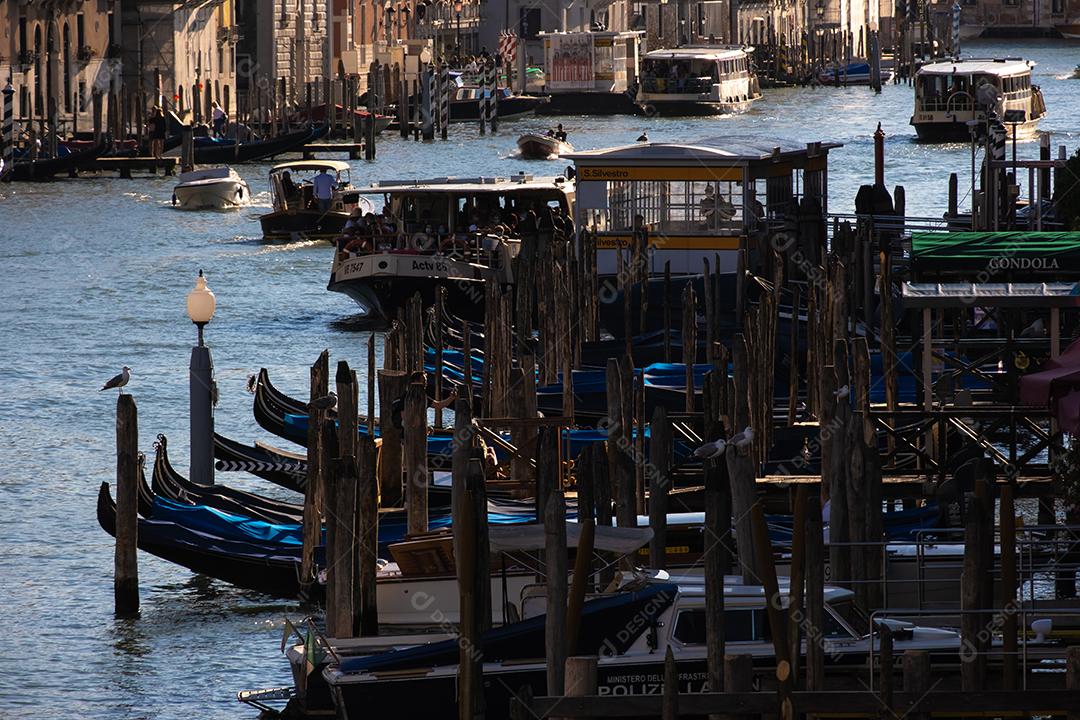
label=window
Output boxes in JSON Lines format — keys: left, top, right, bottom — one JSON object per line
{"left": 824, "top": 598, "right": 870, "bottom": 637}
{"left": 77, "top": 13, "right": 85, "bottom": 49}
{"left": 1052, "top": 0, "right": 1065, "bottom": 13}
{"left": 519, "top": 8, "right": 540, "bottom": 39}
{"left": 672, "top": 608, "right": 773, "bottom": 645}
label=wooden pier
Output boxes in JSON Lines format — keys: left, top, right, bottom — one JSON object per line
{"left": 81, "top": 157, "right": 178, "bottom": 178}
{"left": 300, "top": 142, "right": 365, "bottom": 160}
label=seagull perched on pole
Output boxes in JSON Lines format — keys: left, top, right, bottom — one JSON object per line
{"left": 309, "top": 391, "right": 338, "bottom": 412}
{"left": 693, "top": 437, "right": 727, "bottom": 460}
{"left": 101, "top": 366, "right": 131, "bottom": 394}
{"left": 731, "top": 426, "right": 754, "bottom": 450}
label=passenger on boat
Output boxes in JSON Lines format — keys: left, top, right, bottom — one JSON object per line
{"left": 555, "top": 124, "right": 567, "bottom": 142}
{"left": 280, "top": 171, "right": 299, "bottom": 206}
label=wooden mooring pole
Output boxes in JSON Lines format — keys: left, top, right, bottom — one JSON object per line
{"left": 377, "top": 370, "right": 407, "bottom": 507}
{"left": 301, "top": 351, "right": 329, "bottom": 598}
{"left": 356, "top": 434, "right": 379, "bottom": 636}
{"left": 545, "top": 487, "right": 568, "bottom": 695}
{"left": 115, "top": 394, "right": 139, "bottom": 616}
{"left": 404, "top": 381, "right": 429, "bottom": 535}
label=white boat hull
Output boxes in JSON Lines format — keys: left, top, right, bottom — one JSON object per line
{"left": 173, "top": 167, "right": 250, "bottom": 210}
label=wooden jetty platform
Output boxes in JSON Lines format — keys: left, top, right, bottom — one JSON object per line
{"left": 80, "top": 157, "right": 178, "bottom": 178}
{"left": 300, "top": 142, "right": 364, "bottom": 160}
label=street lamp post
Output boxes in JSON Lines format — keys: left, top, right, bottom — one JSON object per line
{"left": 186, "top": 270, "right": 217, "bottom": 486}
{"left": 454, "top": 1, "right": 463, "bottom": 56}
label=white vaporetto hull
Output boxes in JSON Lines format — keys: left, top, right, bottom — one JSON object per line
{"left": 173, "top": 167, "right": 249, "bottom": 210}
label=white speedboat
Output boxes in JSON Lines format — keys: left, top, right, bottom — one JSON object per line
{"left": 517, "top": 133, "right": 574, "bottom": 159}
{"left": 172, "top": 166, "right": 250, "bottom": 210}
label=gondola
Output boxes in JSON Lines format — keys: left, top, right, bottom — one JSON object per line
{"left": 190, "top": 123, "right": 327, "bottom": 164}
{"left": 5, "top": 135, "right": 111, "bottom": 181}
{"left": 97, "top": 481, "right": 313, "bottom": 598}
{"left": 154, "top": 435, "right": 304, "bottom": 525}
{"left": 214, "top": 430, "right": 308, "bottom": 494}
{"left": 292, "top": 104, "right": 393, "bottom": 134}
{"left": 144, "top": 453, "right": 540, "bottom": 556}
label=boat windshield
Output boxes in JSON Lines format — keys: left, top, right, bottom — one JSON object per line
{"left": 824, "top": 598, "right": 871, "bottom": 638}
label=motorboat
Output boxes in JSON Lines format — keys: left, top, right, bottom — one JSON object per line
{"left": 318, "top": 576, "right": 968, "bottom": 719}
{"left": 637, "top": 46, "right": 760, "bottom": 115}
{"left": 259, "top": 160, "right": 374, "bottom": 241}
{"left": 172, "top": 167, "right": 250, "bottom": 210}
{"left": 910, "top": 57, "right": 1046, "bottom": 141}
{"left": 817, "top": 60, "right": 895, "bottom": 86}
{"left": 516, "top": 133, "right": 574, "bottom": 159}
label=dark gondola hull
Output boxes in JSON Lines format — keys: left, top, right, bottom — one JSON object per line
{"left": 5, "top": 136, "right": 111, "bottom": 181}
{"left": 448, "top": 95, "right": 547, "bottom": 122}
{"left": 153, "top": 435, "right": 304, "bottom": 525}
{"left": 192, "top": 124, "right": 325, "bottom": 164}
{"left": 260, "top": 209, "right": 350, "bottom": 240}
{"left": 97, "top": 482, "right": 315, "bottom": 599}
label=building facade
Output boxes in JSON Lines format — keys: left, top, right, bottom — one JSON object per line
{"left": 120, "top": 0, "right": 239, "bottom": 123}
{"left": 0, "top": 0, "right": 117, "bottom": 131}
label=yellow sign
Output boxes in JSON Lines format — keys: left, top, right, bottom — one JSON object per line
{"left": 577, "top": 165, "right": 745, "bottom": 182}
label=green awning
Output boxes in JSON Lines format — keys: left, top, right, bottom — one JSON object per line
{"left": 910, "top": 231, "right": 1080, "bottom": 278}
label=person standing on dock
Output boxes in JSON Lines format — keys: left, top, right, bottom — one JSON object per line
{"left": 148, "top": 107, "right": 167, "bottom": 160}
{"left": 211, "top": 101, "right": 227, "bottom": 137}
{"left": 312, "top": 167, "right": 337, "bottom": 213}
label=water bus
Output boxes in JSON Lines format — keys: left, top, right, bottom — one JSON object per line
{"left": 910, "top": 58, "right": 1046, "bottom": 142}
{"left": 636, "top": 46, "right": 760, "bottom": 115}
{"left": 327, "top": 173, "right": 575, "bottom": 327}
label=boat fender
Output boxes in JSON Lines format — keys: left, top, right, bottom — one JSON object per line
{"left": 171, "top": 193, "right": 177, "bottom": 206}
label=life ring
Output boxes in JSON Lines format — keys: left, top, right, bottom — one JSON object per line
{"left": 411, "top": 231, "right": 434, "bottom": 252}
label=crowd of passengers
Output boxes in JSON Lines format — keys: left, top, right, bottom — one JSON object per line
{"left": 335, "top": 203, "right": 574, "bottom": 258}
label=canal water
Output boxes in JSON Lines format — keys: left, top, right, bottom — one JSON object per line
{"left": 0, "top": 39, "right": 1077, "bottom": 719}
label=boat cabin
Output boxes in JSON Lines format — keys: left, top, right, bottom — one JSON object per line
{"left": 269, "top": 160, "right": 356, "bottom": 213}
{"left": 910, "top": 58, "right": 1046, "bottom": 141}
{"left": 637, "top": 46, "right": 760, "bottom": 114}
{"left": 567, "top": 136, "right": 839, "bottom": 274}
{"left": 352, "top": 174, "right": 575, "bottom": 252}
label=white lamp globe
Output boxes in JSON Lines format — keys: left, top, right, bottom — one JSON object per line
{"left": 186, "top": 270, "right": 217, "bottom": 325}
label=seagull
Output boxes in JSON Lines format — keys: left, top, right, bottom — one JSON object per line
{"left": 731, "top": 426, "right": 754, "bottom": 449}
{"left": 246, "top": 373, "right": 258, "bottom": 393}
{"left": 308, "top": 391, "right": 338, "bottom": 412}
{"left": 101, "top": 366, "right": 131, "bottom": 393}
{"left": 693, "top": 437, "right": 727, "bottom": 460}
{"left": 1020, "top": 317, "right": 1046, "bottom": 338}
{"left": 636, "top": 130, "right": 649, "bottom": 142}
{"left": 834, "top": 384, "right": 850, "bottom": 399}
